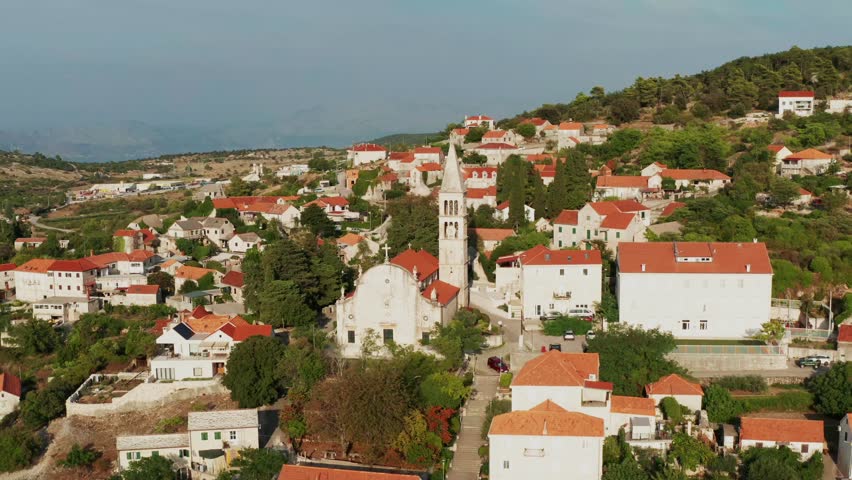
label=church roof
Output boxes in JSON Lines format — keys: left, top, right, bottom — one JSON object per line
{"left": 390, "top": 249, "right": 439, "bottom": 281}
{"left": 422, "top": 280, "right": 460, "bottom": 306}
{"left": 440, "top": 144, "right": 466, "bottom": 194}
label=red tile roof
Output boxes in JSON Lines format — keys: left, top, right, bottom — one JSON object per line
{"left": 518, "top": 245, "right": 602, "bottom": 266}
{"left": 525, "top": 154, "right": 556, "bottom": 164}
{"left": 588, "top": 200, "right": 647, "bottom": 216}
{"left": 512, "top": 350, "right": 600, "bottom": 387}
{"left": 585, "top": 380, "right": 614, "bottom": 391}
{"left": 175, "top": 265, "right": 218, "bottom": 280}
{"left": 489, "top": 400, "right": 604, "bottom": 437}
{"left": 220, "top": 270, "right": 245, "bottom": 288}
{"left": 618, "top": 242, "right": 772, "bottom": 274}
{"left": 596, "top": 176, "right": 652, "bottom": 188}
{"left": 767, "top": 144, "right": 787, "bottom": 153}
{"left": 463, "top": 166, "right": 498, "bottom": 179}
{"left": 126, "top": 284, "right": 159, "bottom": 295}
{"left": 645, "top": 374, "right": 703, "bottom": 397}
{"left": 496, "top": 200, "right": 510, "bottom": 211}
{"left": 779, "top": 90, "right": 815, "bottom": 98}
{"left": 49, "top": 259, "right": 99, "bottom": 272}
{"left": 0, "top": 371, "right": 22, "bottom": 397}
{"left": 661, "top": 169, "right": 730, "bottom": 181}
{"left": 553, "top": 209, "right": 579, "bottom": 225}
{"left": 15, "top": 259, "right": 55, "bottom": 274}
{"left": 0, "top": 263, "right": 17, "bottom": 272}
{"left": 599, "top": 212, "right": 636, "bottom": 230}
{"left": 661, "top": 202, "right": 686, "bottom": 217}
{"left": 786, "top": 148, "right": 833, "bottom": 160}
{"left": 421, "top": 280, "right": 461, "bottom": 306}
{"left": 389, "top": 152, "right": 415, "bottom": 161}
{"left": 466, "top": 115, "right": 493, "bottom": 121}
{"left": 414, "top": 146, "right": 442, "bottom": 154}
{"left": 279, "top": 465, "right": 421, "bottom": 480}
{"left": 349, "top": 143, "right": 386, "bottom": 152}
{"left": 740, "top": 417, "right": 824, "bottom": 444}
{"left": 466, "top": 186, "right": 497, "bottom": 199}
{"left": 611, "top": 396, "right": 656, "bottom": 416}
{"left": 482, "top": 130, "right": 509, "bottom": 139}
{"left": 218, "top": 322, "right": 273, "bottom": 341}
{"left": 476, "top": 142, "right": 518, "bottom": 150}
{"left": 307, "top": 196, "right": 350, "bottom": 208}
{"left": 558, "top": 122, "right": 583, "bottom": 130}
{"left": 451, "top": 128, "right": 470, "bottom": 136}
{"left": 471, "top": 228, "right": 515, "bottom": 242}
{"left": 390, "top": 249, "right": 439, "bottom": 282}
{"left": 14, "top": 237, "right": 46, "bottom": 244}
{"left": 838, "top": 324, "right": 852, "bottom": 343}
{"left": 337, "top": 233, "right": 365, "bottom": 247}
{"left": 416, "top": 163, "right": 442, "bottom": 172}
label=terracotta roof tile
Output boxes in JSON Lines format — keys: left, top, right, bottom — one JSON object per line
{"left": 414, "top": 147, "right": 442, "bottom": 154}
{"left": 465, "top": 186, "right": 497, "bottom": 199}
{"left": 489, "top": 400, "right": 604, "bottom": 437}
{"left": 482, "top": 130, "right": 509, "bottom": 139}
{"left": 553, "top": 210, "right": 579, "bottom": 225}
{"left": 217, "top": 322, "right": 273, "bottom": 341}
{"left": 466, "top": 115, "right": 493, "bottom": 121}
{"left": 512, "top": 351, "right": 600, "bottom": 387}
{"left": 0, "top": 263, "right": 16, "bottom": 272}
{"left": 519, "top": 245, "right": 602, "bottom": 266}
{"left": 740, "top": 417, "right": 824, "bottom": 444}
{"left": 15, "top": 259, "right": 55, "bottom": 273}
{"left": 779, "top": 90, "right": 815, "bottom": 98}
{"left": 349, "top": 143, "right": 386, "bottom": 152}
{"left": 175, "top": 265, "right": 218, "bottom": 280}
{"left": 599, "top": 212, "right": 636, "bottom": 230}
{"left": 126, "top": 284, "right": 160, "bottom": 295}
{"left": 786, "top": 148, "right": 833, "bottom": 161}
{"left": 14, "top": 237, "right": 46, "bottom": 243}
{"left": 470, "top": 228, "right": 515, "bottom": 242}
{"left": 279, "top": 465, "right": 421, "bottom": 480}
{"left": 610, "top": 395, "right": 656, "bottom": 416}
{"left": 421, "top": 280, "right": 460, "bottom": 306}
{"left": 661, "top": 202, "right": 686, "bottom": 217}
{"left": 645, "top": 374, "right": 703, "bottom": 396}
{"left": 661, "top": 169, "right": 730, "bottom": 181}
{"left": 390, "top": 249, "right": 439, "bottom": 281}
{"left": 837, "top": 324, "right": 852, "bottom": 343}
{"left": 0, "top": 371, "right": 22, "bottom": 397}
{"left": 558, "top": 122, "right": 583, "bottom": 130}
{"left": 476, "top": 142, "right": 518, "bottom": 150}
{"left": 220, "top": 270, "right": 245, "bottom": 288}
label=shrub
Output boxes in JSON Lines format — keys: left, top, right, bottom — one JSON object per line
{"left": 499, "top": 373, "right": 513, "bottom": 389}
{"left": 704, "top": 385, "right": 743, "bottom": 423}
{"left": 660, "top": 397, "right": 683, "bottom": 423}
{"left": 61, "top": 443, "right": 100, "bottom": 468}
{"left": 0, "top": 428, "right": 41, "bottom": 472}
{"left": 712, "top": 375, "right": 768, "bottom": 393}
{"left": 738, "top": 390, "right": 813, "bottom": 412}
{"left": 153, "top": 416, "right": 186, "bottom": 433}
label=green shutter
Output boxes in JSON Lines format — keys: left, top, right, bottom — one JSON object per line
{"left": 214, "top": 432, "right": 221, "bottom": 440}
{"left": 201, "top": 432, "right": 208, "bottom": 440}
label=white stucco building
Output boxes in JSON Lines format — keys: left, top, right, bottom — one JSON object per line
{"left": 838, "top": 414, "right": 852, "bottom": 480}
{"left": 228, "top": 232, "right": 262, "bottom": 253}
{"left": 0, "top": 371, "right": 21, "bottom": 419}
{"left": 552, "top": 200, "right": 649, "bottom": 252}
{"left": 644, "top": 374, "right": 704, "bottom": 412}
{"left": 640, "top": 163, "right": 731, "bottom": 194}
{"left": 777, "top": 90, "right": 815, "bottom": 117}
{"left": 740, "top": 417, "right": 824, "bottom": 460}
{"left": 474, "top": 143, "right": 519, "bottom": 165}
{"left": 14, "top": 258, "right": 98, "bottom": 302}
{"left": 779, "top": 148, "right": 835, "bottom": 177}
{"left": 496, "top": 245, "right": 602, "bottom": 320}
{"left": 464, "top": 114, "right": 495, "bottom": 129}
{"left": 494, "top": 201, "right": 535, "bottom": 223}
{"left": 594, "top": 174, "right": 662, "bottom": 201}
{"left": 616, "top": 242, "right": 773, "bottom": 339}
{"left": 489, "top": 401, "right": 604, "bottom": 480}
{"left": 346, "top": 143, "right": 387, "bottom": 166}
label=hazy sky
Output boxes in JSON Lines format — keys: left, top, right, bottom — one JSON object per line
{"left": 2, "top": 0, "right": 851, "bottom": 137}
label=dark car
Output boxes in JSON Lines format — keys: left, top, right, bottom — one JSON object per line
{"left": 487, "top": 356, "right": 509, "bottom": 373}
{"left": 548, "top": 343, "right": 562, "bottom": 352}
{"left": 796, "top": 355, "right": 831, "bottom": 368}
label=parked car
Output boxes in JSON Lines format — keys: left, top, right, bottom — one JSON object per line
{"left": 563, "top": 330, "right": 575, "bottom": 341}
{"left": 549, "top": 344, "right": 562, "bottom": 351}
{"left": 487, "top": 356, "right": 509, "bottom": 373}
{"left": 568, "top": 308, "right": 594, "bottom": 318}
{"left": 586, "top": 331, "right": 596, "bottom": 340}
{"left": 797, "top": 355, "right": 831, "bottom": 368}
{"left": 540, "top": 311, "right": 562, "bottom": 320}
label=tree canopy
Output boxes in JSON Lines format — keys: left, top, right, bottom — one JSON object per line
{"left": 223, "top": 336, "right": 288, "bottom": 408}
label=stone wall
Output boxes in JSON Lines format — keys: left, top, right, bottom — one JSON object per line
{"left": 668, "top": 352, "right": 788, "bottom": 371}
{"left": 787, "top": 347, "right": 839, "bottom": 361}
{"left": 66, "top": 376, "right": 227, "bottom": 417}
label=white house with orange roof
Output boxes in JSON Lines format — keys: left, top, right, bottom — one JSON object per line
{"left": 413, "top": 146, "right": 444, "bottom": 164}
{"left": 496, "top": 246, "right": 602, "bottom": 319}
{"left": 595, "top": 173, "right": 662, "bottom": 201}
{"left": 494, "top": 201, "right": 535, "bottom": 223}
{"left": 644, "top": 374, "right": 704, "bottom": 411}
{"left": 617, "top": 242, "right": 773, "bottom": 338}
{"left": 464, "top": 166, "right": 498, "bottom": 189}
{"left": 174, "top": 265, "right": 223, "bottom": 293}
{"left": 464, "top": 115, "right": 495, "bottom": 129}
{"left": 557, "top": 122, "right": 584, "bottom": 150}
{"left": 346, "top": 143, "right": 387, "bottom": 166}
{"left": 474, "top": 143, "right": 519, "bottom": 165}
{"left": 767, "top": 144, "right": 793, "bottom": 164}
{"left": 519, "top": 117, "right": 552, "bottom": 135}
{"left": 552, "top": 200, "right": 649, "bottom": 252}
{"left": 509, "top": 351, "right": 656, "bottom": 438}
{"left": 839, "top": 413, "right": 852, "bottom": 479}
{"left": 259, "top": 203, "right": 301, "bottom": 229}
{"left": 449, "top": 127, "right": 470, "bottom": 146}
{"left": 15, "top": 258, "right": 99, "bottom": 302}
{"left": 740, "top": 417, "right": 824, "bottom": 460}
{"left": 0, "top": 263, "right": 15, "bottom": 299}
{"left": 481, "top": 130, "right": 517, "bottom": 145}
{"left": 301, "top": 196, "right": 355, "bottom": 221}
{"left": 779, "top": 148, "right": 835, "bottom": 177}
{"left": 335, "top": 232, "right": 378, "bottom": 263}
{"left": 777, "top": 90, "right": 815, "bottom": 117}
{"left": 110, "top": 284, "right": 161, "bottom": 307}
{"left": 151, "top": 313, "right": 272, "bottom": 380}
{"left": 465, "top": 186, "right": 498, "bottom": 210}
{"left": 641, "top": 163, "right": 731, "bottom": 194}
{"left": 219, "top": 270, "right": 244, "bottom": 304}
{"left": 488, "top": 400, "right": 604, "bottom": 480}
{"left": 228, "top": 232, "right": 262, "bottom": 253}
{"left": 279, "top": 465, "right": 421, "bottom": 480}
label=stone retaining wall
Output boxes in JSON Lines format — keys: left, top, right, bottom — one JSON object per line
{"left": 66, "top": 376, "right": 227, "bottom": 417}
{"left": 668, "top": 352, "right": 788, "bottom": 371}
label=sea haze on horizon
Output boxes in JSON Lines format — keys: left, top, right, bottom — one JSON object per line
{"left": 1, "top": 0, "right": 850, "bottom": 162}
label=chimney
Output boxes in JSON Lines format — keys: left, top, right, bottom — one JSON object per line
{"left": 542, "top": 419, "right": 548, "bottom": 436}
{"left": 746, "top": 264, "right": 751, "bottom": 273}
{"left": 641, "top": 263, "right": 646, "bottom": 272}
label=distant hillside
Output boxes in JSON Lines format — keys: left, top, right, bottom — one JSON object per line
{"left": 368, "top": 132, "right": 440, "bottom": 147}
{"left": 497, "top": 45, "right": 851, "bottom": 128}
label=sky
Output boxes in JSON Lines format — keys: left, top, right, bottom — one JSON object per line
{"left": 1, "top": 0, "right": 851, "bottom": 154}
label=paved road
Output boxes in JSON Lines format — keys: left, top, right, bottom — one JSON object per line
{"left": 691, "top": 362, "right": 829, "bottom": 379}
{"left": 447, "top": 368, "right": 499, "bottom": 480}
{"left": 29, "top": 215, "right": 74, "bottom": 233}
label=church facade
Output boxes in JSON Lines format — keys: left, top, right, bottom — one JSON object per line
{"left": 334, "top": 145, "right": 470, "bottom": 358}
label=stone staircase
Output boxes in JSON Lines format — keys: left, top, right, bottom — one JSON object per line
{"left": 448, "top": 371, "right": 499, "bottom": 480}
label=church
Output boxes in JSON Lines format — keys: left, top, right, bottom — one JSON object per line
{"left": 335, "top": 145, "right": 470, "bottom": 358}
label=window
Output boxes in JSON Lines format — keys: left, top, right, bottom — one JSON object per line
{"left": 700, "top": 320, "right": 708, "bottom": 330}
{"left": 558, "top": 241, "right": 562, "bottom": 247}
{"left": 756, "top": 442, "right": 763, "bottom": 448}
{"left": 230, "top": 430, "right": 237, "bottom": 440}
{"left": 201, "top": 432, "right": 208, "bottom": 441}
{"left": 383, "top": 329, "right": 394, "bottom": 343}
{"left": 616, "top": 232, "right": 620, "bottom": 239}
{"left": 583, "top": 269, "right": 588, "bottom": 276}
{"left": 422, "top": 332, "right": 430, "bottom": 342}
{"left": 180, "top": 449, "right": 189, "bottom": 458}
{"left": 193, "top": 367, "right": 202, "bottom": 376}
{"left": 681, "top": 320, "right": 690, "bottom": 330}
{"left": 347, "top": 330, "right": 355, "bottom": 343}
{"left": 152, "top": 451, "right": 159, "bottom": 457}
{"left": 558, "top": 227, "right": 563, "bottom": 233}
{"left": 126, "top": 452, "right": 132, "bottom": 460}
{"left": 572, "top": 228, "right": 576, "bottom": 234}
{"left": 214, "top": 432, "right": 222, "bottom": 440}
{"left": 559, "top": 269, "right": 564, "bottom": 276}
{"left": 801, "top": 444, "right": 809, "bottom": 453}
{"left": 503, "top": 461, "right": 510, "bottom": 469}
{"left": 548, "top": 304, "right": 554, "bottom": 310}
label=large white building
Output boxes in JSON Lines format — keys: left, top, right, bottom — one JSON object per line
{"left": 739, "top": 417, "right": 824, "bottom": 460}
{"left": 552, "top": 200, "right": 649, "bottom": 252}
{"left": 777, "top": 90, "right": 815, "bottom": 117}
{"left": 496, "top": 245, "right": 602, "bottom": 320}
{"left": 14, "top": 259, "right": 98, "bottom": 302}
{"left": 346, "top": 143, "right": 388, "bottom": 166}
{"left": 616, "top": 242, "right": 773, "bottom": 338}
{"left": 335, "top": 145, "right": 469, "bottom": 357}
{"left": 779, "top": 148, "right": 835, "bottom": 177}
{"left": 640, "top": 163, "right": 731, "bottom": 194}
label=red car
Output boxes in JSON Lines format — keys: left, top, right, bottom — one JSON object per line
{"left": 487, "top": 356, "right": 509, "bottom": 373}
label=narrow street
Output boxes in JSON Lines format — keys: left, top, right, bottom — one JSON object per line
{"left": 447, "top": 367, "right": 499, "bottom": 480}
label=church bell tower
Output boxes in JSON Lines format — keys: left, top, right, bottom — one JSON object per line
{"left": 438, "top": 144, "right": 469, "bottom": 306}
